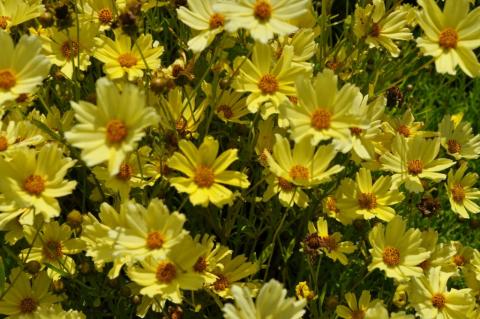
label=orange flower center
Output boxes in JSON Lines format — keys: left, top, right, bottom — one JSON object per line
{"left": 156, "top": 262, "right": 177, "bottom": 283}
{"left": 0, "top": 69, "right": 16, "bottom": 90}
{"left": 311, "top": 108, "right": 331, "bottom": 130}
{"left": 431, "top": 293, "right": 446, "bottom": 309}
{"left": 319, "top": 236, "right": 337, "bottom": 252}
{"left": 194, "top": 256, "right": 207, "bottom": 272}
{"left": 351, "top": 310, "right": 365, "bottom": 319}
{"left": 289, "top": 165, "right": 309, "bottom": 181}
{"left": 61, "top": 40, "right": 80, "bottom": 59}
{"left": 451, "top": 184, "right": 465, "bottom": 203}
{"left": 0, "top": 136, "right": 8, "bottom": 151}
{"left": 350, "top": 127, "right": 363, "bottom": 136}
{"left": 98, "top": 8, "right": 113, "bottom": 24}
{"left": 106, "top": 119, "right": 128, "bottom": 143}
{"left": 277, "top": 177, "right": 294, "bottom": 192}
{"left": 194, "top": 165, "right": 215, "bottom": 188}
{"left": 0, "top": 16, "right": 10, "bottom": 30}
{"left": 217, "top": 104, "right": 233, "bottom": 119}
{"left": 24, "top": 175, "right": 45, "bottom": 195}
{"left": 258, "top": 74, "right": 279, "bottom": 94}
{"left": 397, "top": 124, "right": 411, "bottom": 137}
{"left": 453, "top": 254, "right": 466, "bottom": 266}
{"left": 357, "top": 192, "right": 377, "bottom": 210}
{"left": 439, "top": 28, "right": 458, "bottom": 49}
{"left": 254, "top": 0, "right": 272, "bottom": 22}
{"left": 382, "top": 246, "right": 400, "bottom": 266}
{"left": 209, "top": 13, "right": 225, "bottom": 29}
{"left": 326, "top": 196, "right": 338, "bottom": 212}
{"left": 43, "top": 240, "right": 63, "bottom": 260}
{"left": 370, "top": 22, "right": 381, "bottom": 37}
{"left": 20, "top": 297, "right": 37, "bottom": 314}
{"left": 213, "top": 274, "right": 229, "bottom": 291}
{"left": 407, "top": 159, "right": 423, "bottom": 175}
{"left": 447, "top": 139, "right": 461, "bottom": 154}
{"left": 116, "top": 163, "right": 133, "bottom": 180}
{"left": 118, "top": 53, "right": 138, "bottom": 68}
{"left": 146, "top": 231, "right": 165, "bottom": 250}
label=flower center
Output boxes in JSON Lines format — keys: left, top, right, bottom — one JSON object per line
{"left": 23, "top": 175, "right": 45, "bottom": 195}
{"left": 382, "top": 246, "right": 400, "bottom": 266}
{"left": 61, "top": 40, "right": 79, "bottom": 59}
{"left": 407, "top": 159, "right": 423, "bottom": 175}
{"left": 175, "top": 116, "right": 188, "bottom": 132}
{"left": 209, "top": 13, "right": 225, "bottom": 29}
{"left": 431, "top": 293, "right": 446, "bottom": 309}
{"left": 319, "top": 236, "right": 337, "bottom": 252}
{"left": 0, "top": 16, "right": 10, "bottom": 29}
{"left": 439, "top": 28, "right": 458, "bottom": 49}
{"left": 289, "top": 165, "right": 309, "bottom": 181}
{"left": 19, "top": 297, "right": 37, "bottom": 314}
{"left": 351, "top": 310, "right": 365, "bottom": 319}
{"left": 325, "top": 196, "right": 338, "bottom": 212}
{"left": 311, "top": 108, "right": 332, "bottom": 130}
{"left": 106, "top": 119, "right": 128, "bottom": 143}
{"left": 453, "top": 254, "right": 466, "bottom": 266}
{"left": 98, "top": 8, "right": 113, "bottom": 24}
{"left": 194, "top": 165, "right": 215, "bottom": 188}
{"left": 156, "top": 262, "right": 177, "bottom": 283}
{"left": 253, "top": 0, "right": 272, "bottom": 22}
{"left": 451, "top": 184, "right": 465, "bottom": 203}
{"left": 43, "top": 240, "right": 63, "bottom": 260}
{"left": 0, "top": 136, "right": 8, "bottom": 151}
{"left": 118, "top": 53, "right": 138, "bottom": 68}
{"left": 217, "top": 104, "right": 233, "bottom": 119}
{"left": 258, "top": 74, "right": 279, "bottom": 94}
{"left": 0, "top": 69, "right": 16, "bottom": 90}
{"left": 357, "top": 192, "right": 377, "bottom": 210}
{"left": 116, "top": 163, "right": 132, "bottom": 180}
{"left": 277, "top": 177, "right": 294, "bottom": 192}
{"left": 419, "top": 259, "right": 431, "bottom": 270}
{"left": 305, "top": 233, "right": 321, "bottom": 250}
{"left": 194, "top": 256, "right": 207, "bottom": 272}
{"left": 397, "top": 124, "right": 411, "bottom": 137}
{"left": 350, "top": 127, "right": 363, "bottom": 136}
{"left": 146, "top": 231, "right": 165, "bottom": 250}
{"left": 370, "top": 22, "right": 381, "bottom": 37}
{"left": 213, "top": 274, "right": 229, "bottom": 291}
{"left": 447, "top": 139, "right": 461, "bottom": 154}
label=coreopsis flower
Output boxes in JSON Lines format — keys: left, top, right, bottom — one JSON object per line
{"left": 263, "top": 172, "right": 309, "bottom": 208}
{"left": 192, "top": 234, "right": 231, "bottom": 285}
{"left": 336, "top": 168, "right": 404, "bottom": 222}
{"left": 274, "top": 28, "right": 317, "bottom": 72}
{"left": 0, "top": 268, "right": 61, "bottom": 318}
{"left": 323, "top": 183, "right": 360, "bottom": 225}
{"left": 380, "top": 135, "right": 454, "bottom": 193}
{"left": 167, "top": 136, "right": 250, "bottom": 207}
{"left": 0, "top": 0, "right": 44, "bottom": 32}
{"left": 0, "top": 144, "right": 76, "bottom": 224}
{"left": 111, "top": 199, "right": 188, "bottom": 262}
{"left": 232, "top": 43, "right": 307, "bottom": 119}
{"left": 202, "top": 83, "right": 249, "bottom": 124}
{"left": 446, "top": 163, "right": 480, "bottom": 219}
{"left": 447, "top": 241, "right": 475, "bottom": 272}
{"left": 295, "top": 281, "right": 315, "bottom": 301}
{"left": 438, "top": 114, "right": 480, "bottom": 160}
{"left": 336, "top": 290, "right": 386, "bottom": 319}
{"left": 81, "top": 0, "right": 117, "bottom": 31}
{"left": 304, "top": 217, "right": 356, "bottom": 265}
{"left": 255, "top": 117, "right": 283, "bottom": 166}
{"left": 279, "top": 68, "right": 365, "bottom": 146}
{"left": 0, "top": 120, "right": 43, "bottom": 159}
{"left": 65, "top": 78, "right": 160, "bottom": 176}
{"left": 214, "top": 0, "right": 309, "bottom": 44}
{"left": 419, "top": 229, "right": 456, "bottom": 273}
{"left": 368, "top": 216, "right": 430, "bottom": 281}
{"left": 383, "top": 109, "right": 434, "bottom": 140}
{"left": 94, "top": 30, "right": 164, "bottom": 81}
{"left": 353, "top": 0, "right": 412, "bottom": 57}
{"left": 409, "top": 267, "right": 475, "bottom": 318}
{"left": 223, "top": 279, "right": 306, "bottom": 319}
{"left": 416, "top": 0, "right": 480, "bottom": 77}
{"left": 177, "top": 0, "right": 225, "bottom": 52}
{"left": 21, "top": 221, "right": 85, "bottom": 279}
{"left": 0, "top": 31, "right": 50, "bottom": 106}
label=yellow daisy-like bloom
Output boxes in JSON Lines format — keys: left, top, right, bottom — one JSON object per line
{"left": 418, "top": 229, "right": 456, "bottom": 273}
{"left": 0, "top": 268, "right": 61, "bottom": 318}
{"left": 446, "top": 163, "right": 480, "bottom": 219}
{"left": 304, "top": 217, "right": 356, "bottom": 265}
{"left": 274, "top": 28, "right": 317, "bottom": 72}
{"left": 295, "top": 281, "right": 315, "bottom": 301}
{"left": 0, "top": 31, "right": 50, "bottom": 106}
{"left": 94, "top": 30, "right": 164, "bottom": 81}
{"left": 214, "top": 0, "right": 308, "bottom": 44}
{"left": 279, "top": 68, "right": 365, "bottom": 146}
{"left": 177, "top": 0, "right": 225, "bottom": 53}
{"left": 383, "top": 109, "right": 435, "bottom": 140}
{"left": 233, "top": 43, "right": 307, "bottom": 119}
{"left": 192, "top": 234, "right": 231, "bottom": 285}
{"left": 323, "top": 182, "right": 360, "bottom": 225}
{"left": 380, "top": 135, "right": 454, "bottom": 193}
{"left": 263, "top": 172, "right": 309, "bottom": 208}
{"left": 112, "top": 199, "right": 188, "bottom": 262}
{"left": 353, "top": 0, "right": 412, "bottom": 57}
{"left": 368, "top": 216, "right": 430, "bottom": 281}
{"left": 65, "top": 78, "right": 160, "bottom": 176}
{"left": 0, "top": 0, "right": 44, "bottom": 32}
{"left": 202, "top": 83, "right": 249, "bottom": 124}
{"left": 167, "top": 136, "right": 250, "bottom": 207}
{"left": 409, "top": 267, "right": 475, "bottom": 318}
{"left": 416, "top": 0, "right": 480, "bottom": 77}
{"left": 0, "top": 144, "right": 76, "bottom": 225}
{"left": 82, "top": 0, "right": 117, "bottom": 31}
{"left": 336, "top": 168, "right": 405, "bottom": 222}
{"left": 438, "top": 114, "right": 480, "bottom": 160}
{"left": 336, "top": 290, "right": 385, "bottom": 319}
{"left": 0, "top": 120, "right": 43, "bottom": 159}
{"left": 21, "top": 221, "right": 85, "bottom": 280}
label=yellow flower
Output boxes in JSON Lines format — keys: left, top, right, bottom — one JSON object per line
{"left": 323, "top": 183, "right": 360, "bottom": 225}
{"left": 419, "top": 229, "right": 456, "bottom": 273}
{"left": 202, "top": 83, "right": 249, "bottom": 124}
{"left": 295, "top": 281, "right": 315, "bottom": 301}
{"left": 65, "top": 78, "right": 159, "bottom": 176}
{"left": 417, "top": 0, "right": 480, "bottom": 77}
{"left": 81, "top": 0, "right": 117, "bottom": 31}
{"left": 0, "top": 120, "right": 43, "bottom": 159}
{"left": 446, "top": 163, "right": 480, "bottom": 218}
{"left": 438, "top": 114, "right": 480, "bottom": 160}
{"left": 167, "top": 136, "right": 250, "bottom": 207}
{"left": 192, "top": 234, "right": 231, "bottom": 285}
{"left": 336, "top": 168, "right": 404, "bottom": 222}
{"left": 368, "top": 216, "right": 430, "bottom": 281}
{"left": 273, "top": 28, "right": 317, "bottom": 72}
{"left": 0, "top": 31, "right": 50, "bottom": 106}
{"left": 94, "top": 30, "right": 163, "bottom": 81}
{"left": 408, "top": 267, "right": 475, "bottom": 318}
{"left": 336, "top": 290, "right": 385, "bottom": 319}
{"left": 214, "top": 0, "right": 309, "bottom": 43}
{"left": 263, "top": 172, "right": 309, "bottom": 208}
{"left": 0, "top": 0, "right": 44, "bottom": 32}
